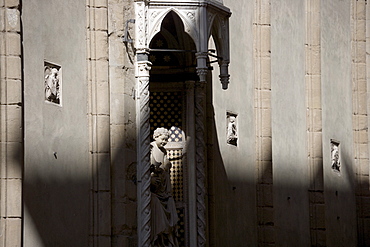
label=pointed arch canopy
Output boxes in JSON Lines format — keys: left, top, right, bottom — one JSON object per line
{"left": 135, "top": 0, "right": 231, "bottom": 89}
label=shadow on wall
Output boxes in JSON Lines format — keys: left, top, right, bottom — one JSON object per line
{"left": 23, "top": 174, "right": 90, "bottom": 247}
{"left": 16, "top": 107, "right": 366, "bottom": 246}
{"left": 207, "top": 105, "right": 258, "bottom": 247}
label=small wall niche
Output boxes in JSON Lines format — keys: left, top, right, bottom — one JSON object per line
{"left": 44, "top": 61, "right": 62, "bottom": 105}
{"left": 330, "top": 139, "right": 340, "bottom": 172}
{"left": 227, "top": 112, "right": 238, "bottom": 146}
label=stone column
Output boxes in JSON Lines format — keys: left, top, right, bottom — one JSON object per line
{"left": 135, "top": 56, "right": 151, "bottom": 247}
{"left": 194, "top": 80, "right": 207, "bottom": 247}
{"left": 135, "top": 1, "right": 152, "bottom": 246}
{"left": 196, "top": 53, "right": 208, "bottom": 83}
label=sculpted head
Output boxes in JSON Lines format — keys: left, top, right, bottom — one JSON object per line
{"left": 153, "top": 127, "right": 169, "bottom": 148}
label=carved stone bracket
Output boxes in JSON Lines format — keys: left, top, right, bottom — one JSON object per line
{"left": 219, "top": 60, "right": 230, "bottom": 89}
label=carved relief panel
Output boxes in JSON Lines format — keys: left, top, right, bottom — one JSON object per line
{"left": 44, "top": 62, "right": 61, "bottom": 105}
{"left": 330, "top": 140, "right": 340, "bottom": 172}
{"left": 227, "top": 112, "right": 238, "bottom": 146}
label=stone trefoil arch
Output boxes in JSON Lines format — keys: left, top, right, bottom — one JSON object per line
{"left": 134, "top": 1, "right": 231, "bottom": 246}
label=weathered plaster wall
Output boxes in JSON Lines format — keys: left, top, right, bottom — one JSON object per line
{"left": 22, "top": 1, "right": 89, "bottom": 246}
{"left": 321, "top": 0, "right": 357, "bottom": 246}
{"left": 271, "top": 0, "right": 310, "bottom": 246}
{"left": 209, "top": 0, "right": 257, "bottom": 246}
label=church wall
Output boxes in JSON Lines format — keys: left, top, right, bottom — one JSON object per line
{"left": 209, "top": 0, "right": 257, "bottom": 246}
{"left": 321, "top": 0, "right": 357, "bottom": 246}
{"left": 271, "top": 0, "right": 311, "bottom": 246}
{"left": 22, "top": 1, "right": 90, "bottom": 246}
{"left": 6, "top": 0, "right": 370, "bottom": 246}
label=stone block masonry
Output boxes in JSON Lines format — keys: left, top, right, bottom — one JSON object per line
{"left": 253, "top": 0, "right": 274, "bottom": 246}
{"left": 86, "top": 0, "right": 112, "bottom": 246}
{"left": 0, "top": 1, "right": 22, "bottom": 246}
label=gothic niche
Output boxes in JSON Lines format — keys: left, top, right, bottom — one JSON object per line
{"left": 227, "top": 112, "right": 238, "bottom": 146}
{"left": 331, "top": 140, "right": 340, "bottom": 172}
{"left": 44, "top": 62, "right": 61, "bottom": 105}
{"left": 149, "top": 11, "right": 197, "bottom": 83}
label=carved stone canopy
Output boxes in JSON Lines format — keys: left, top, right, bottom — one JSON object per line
{"left": 135, "top": 0, "right": 231, "bottom": 89}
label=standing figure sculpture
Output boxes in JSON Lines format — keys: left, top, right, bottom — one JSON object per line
{"left": 150, "top": 127, "right": 179, "bottom": 246}
{"left": 227, "top": 116, "right": 238, "bottom": 146}
{"left": 44, "top": 66, "right": 60, "bottom": 104}
{"left": 331, "top": 144, "right": 340, "bottom": 172}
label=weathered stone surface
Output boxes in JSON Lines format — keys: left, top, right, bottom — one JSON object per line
{"left": 0, "top": 142, "right": 22, "bottom": 179}
{"left": 97, "top": 115, "right": 111, "bottom": 153}
{"left": 5, "top": 179, "right": 22, "bottom": 217}
{"left": 0, "top": 105, "right": 22, "bottom": 143}
{"left": 4, "top": 218, "right": 22, "bottom": 246}
{"left": 5, "top": 0, "right": 19, "bottom": 7}
{"left": 94, "top": 7, "right": 108, "bottom": 31}
{"left": 98, "top": 153, "right": 111, "bottom": 191}
{"left": 260, "top": 109, "right": 271, "bottom": 137}
{"left": 5, "top": 56, "right": 21, "bottom": 80}
{"left": 0, "top": 79, "right": 21, "bottom": 104}
{"left": 5, "top": 8, "right": 20, "bottom": 32}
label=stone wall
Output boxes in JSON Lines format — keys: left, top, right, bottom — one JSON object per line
{"left": 321, "top": 0, "right": 357, "bottom": 245}
{"left": 22, "top": 0, "right": 90, "bottom": 246}
{"left": 271, "top": 1, "right": 311, "bottom": 245}
{"left": 0, "top": 0, "right": 22, "bottom": 246}
{"left": 2, "top": 0, "right": 370, "bottom": 246}
{"left": 209, "top": 0, "right": 257, "bottom": 246}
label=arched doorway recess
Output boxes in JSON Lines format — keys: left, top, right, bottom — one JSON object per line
{"left": 134, "top": 1, "right": 231, "bottom": 246}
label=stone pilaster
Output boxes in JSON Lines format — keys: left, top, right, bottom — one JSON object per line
{"left": 352, "top": 0, "right": 370, "bottom": 245}
{"left": 108, "top": 0, "right": 137, "bottom": 246}
{"left": 305, "top": 0, "right": 326, "bottom": 246}
{"left": 0, "top": 0, "right": 22, "bottom": 246}
{"left": 86, "top": 0, "right": 111, "bottom": 246}
{"left": 253, "top": 0, "right": 274, "bottom": 245}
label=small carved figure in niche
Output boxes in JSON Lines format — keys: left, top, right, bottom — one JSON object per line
{"left": 150, "top": 127, "right": 179, "bottom": 247}
{"left": 44, "top": 65, "right": 60, "bottom": 104}
{"left": 227, "top": 115, "right": 238, "bottom": 146}
{"left": 331, "top": 142, "right": 340, "bottom": 172}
